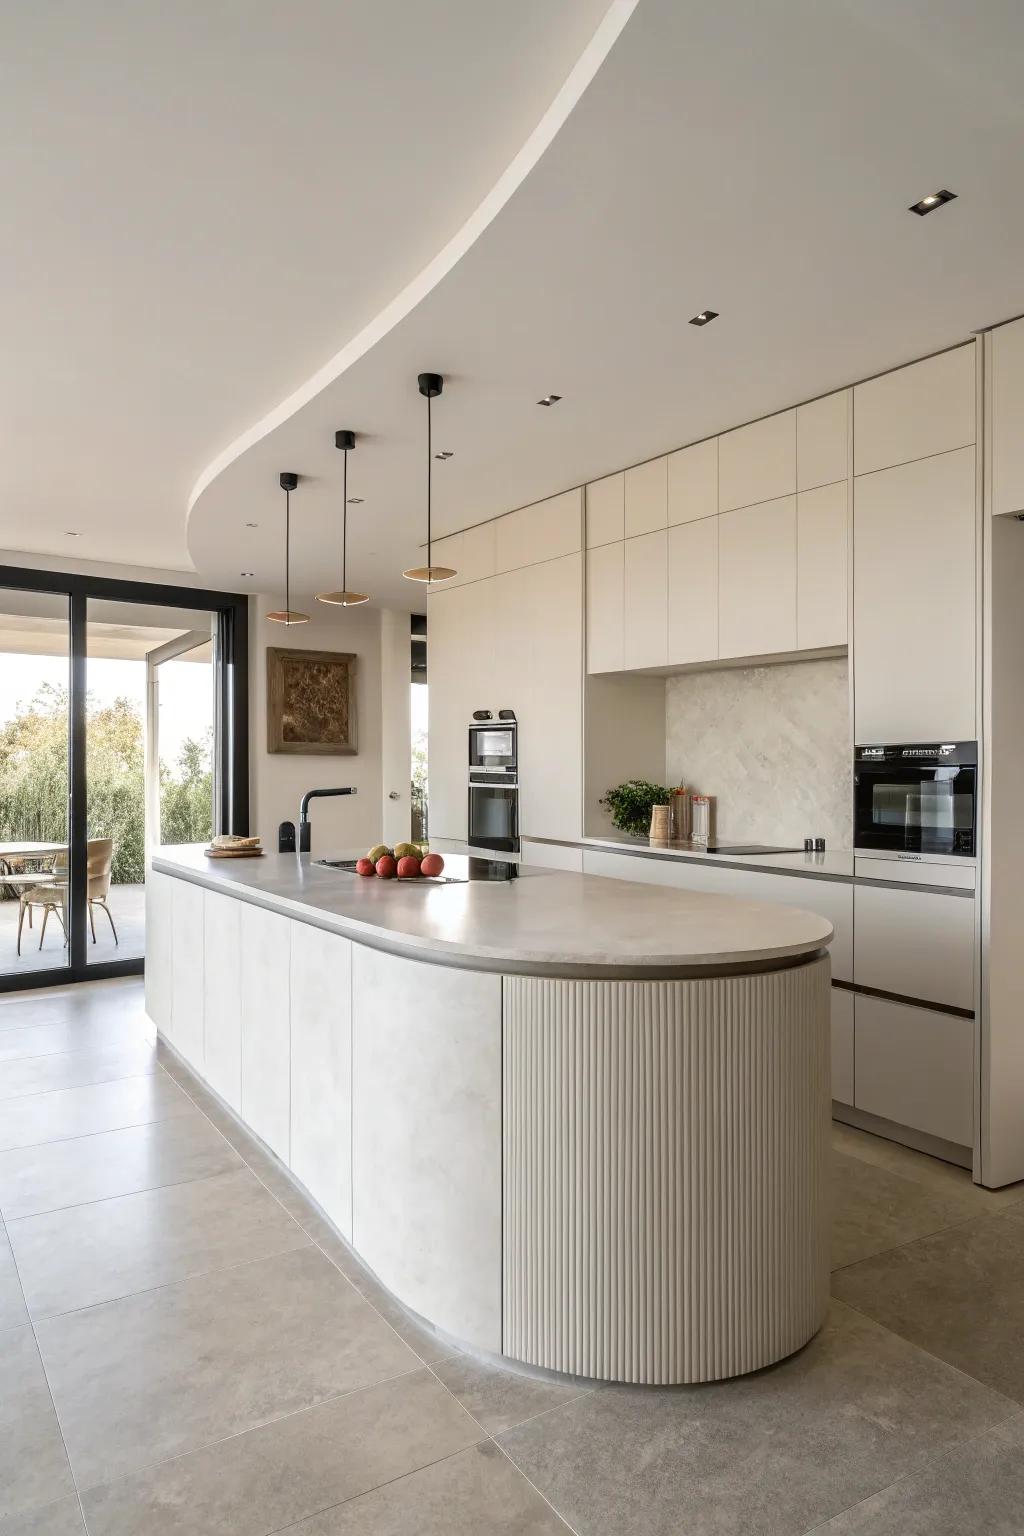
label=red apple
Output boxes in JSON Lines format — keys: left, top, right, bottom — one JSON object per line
{"left": 355, "top": 857, "right": 375, "bottom": 876}
{"left": 397, "top": 855, "right": 421, "bottom": 879}
{"left": 420, "top": 852, "right": 445, "bottom": 878}
{"left": 375, "top": 855, "right": 397, "bottom": 879}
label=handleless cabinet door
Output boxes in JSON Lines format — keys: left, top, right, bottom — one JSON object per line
{"left": 718, "top": 410, "right": 796, "bottom": 512}
{"left": 514, "top": 553, "right": 583, "bottom": 841}
{"left": 586, "top": 540, "right": 624, "bottom": 673}
{"left": 854, "top": 994, "right": 973, "bottom": 1148}
{"left": 717, "top": 495, "right": 797, "bottom": 659}
{"left": 240, "top": 903, "right": 292, "bottom": 1162}
{"left": 853, "top": 446, "right": 976, "bottom": 742}
{"left": 831, "top": 987, "right": 854, "bottom": 1107}
{"left": 797, "top": 391, "right": 849, "bottom": 492}
{"left": 586, "top": 473, "right": 624, "bottom": 547}
{"left": 495, "top": 488, "right": 581, "bottom": 572}
{"left": 991, "top": 317, "right": 1024, "bottom": 517}
{"left": 290, "top": 923, "right": 352, "bottom": 1239}
{"left": 668, "top": 438, "right": 718, "bottom": 525}
{"left": 854, "top": 883, "right": 975, "bottom": 1012}
{"left": 667, "top": 517, "right": 718, "bottom": 665}
{"left": 203, "top": 890, "right": 242, "bottom": 1112}
{"left": 854, "top": 346, "right": 975, "bottom": 476}
{"left": 624, "top": 530, "right": 668, "bottom": 669}
{"left": 624, "top": 457, "right": 668, "bottom": 537}
{"left": 797, "top": 481, "right": 848, "bottom": 649}
{"left": 170, "top": 878, "right": 205, "bottom": 1071}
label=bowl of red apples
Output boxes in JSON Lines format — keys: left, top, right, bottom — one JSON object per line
{"left": 355, "top": 843, "right": 445, "bottom": 881}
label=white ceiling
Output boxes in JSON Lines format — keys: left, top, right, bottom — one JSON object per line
{"left": 7, "top": 1, "right": 1024, "bottom": 607}
{"left": 0, "top": 0, "right": 612, "bottom": 570}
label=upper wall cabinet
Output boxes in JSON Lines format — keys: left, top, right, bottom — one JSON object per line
{"left": 991, "top": 317, "right": 1024, "bottom": 517}
{"left": 667, "top": 438, "right": 717, "bottom": 525}
{"left": 624, "top": 457, "right": 668, "bottom": 537}
{"left": 717, "top": 496, "right": 797, "bottom": 659}
{"left": 853, "top": 346, "right": 975, "bottom": 476}
{"left": 853, "top": 445, "right": 976, "bottom": 742}
{"left": 428, "top": 521, "right": 497, "bottom": 589}
{"left": 797, "top": 391, "right": 849, "bottom": 491}
{"left": 623, "top": 531, "right": 668, "bottom": 669}
{"left": 667, "top": 517, "right": 718, "bottom": 665}
{"left": 495, "top": 488, "right": 581, "bottom": 572}
{"left": 718, "top": 409, "right": 796, "bottom": 512}
{"left": 797, "top": 482, "right": 848, "bottom": 650}
{"left": 586, "top": 541, "right": 624, "bottom": 673}
{"left": 586, "top": 473, "right": 624, "bottom": 547}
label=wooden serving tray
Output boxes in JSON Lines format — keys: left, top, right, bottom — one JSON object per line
{"left": 204, "top": 847, "right": 265, "bottom": 859}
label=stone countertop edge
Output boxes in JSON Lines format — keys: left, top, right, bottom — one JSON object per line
{"left": 151, "top": 847, "right": 833, "bottom": 981}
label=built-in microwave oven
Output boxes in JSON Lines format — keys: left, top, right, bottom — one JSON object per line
{"left": 853, "top": 741, "right": 977, "bottom": 860}
{"left": 467, "top": 714, "right": 519, "bottom": 852}
{"left": 468, "top": 721, "right": 517, "bottom": 772}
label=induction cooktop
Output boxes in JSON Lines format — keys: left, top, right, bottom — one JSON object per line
{"left": 703, "top": 844, "right": 803, "bottom": 855}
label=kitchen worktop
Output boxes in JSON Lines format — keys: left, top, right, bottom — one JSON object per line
{"left": 578, "top": 831, "right": 856, "bottom": 880}
{"left": 152, "top": 844, "right": 833, "bottom": 978}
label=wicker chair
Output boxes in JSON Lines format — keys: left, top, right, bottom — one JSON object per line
{"left": 17, "top": 840, "right": 118, "bottom": 953}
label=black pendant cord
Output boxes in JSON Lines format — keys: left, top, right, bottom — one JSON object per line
{"left": 284, "top": 482, "right": 291, "bottom": 619}
{"left": 342, "top": 448, "right": 348, "bottom": 593}
{"left": 426, "top": 389, "right": 432, "bottom": 577}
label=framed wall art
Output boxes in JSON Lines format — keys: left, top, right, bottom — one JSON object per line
{"left": 266, "top": 647, "right": 357, "bottom": 755}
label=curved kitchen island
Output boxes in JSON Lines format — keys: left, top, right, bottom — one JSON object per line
{"left": 146, "top": 847, "right": 833, "bottom": 1386}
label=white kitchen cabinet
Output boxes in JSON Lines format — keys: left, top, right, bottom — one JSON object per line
{"left": 624, "top": 457, "right": 668, "bottom": 537}
{"left": 854, "top": 883, "right": 975, "bottom": 1012}
{"left": 623, "top": 530, "right": 668, "bottom": 669}
{"left": 520, "top": 839, "right": 584, "bottom": 872}
{"left": 797, "top": 481, "right": 847, "bottom": 649}
{"left": 495, "top": 488, "right": 581, "bottom": 572}
{"left": 170, "top": 877, "right": 204, "bottom": 1070}
{"left": 202, "top": 889, "right": 242, "bottom": 1111}
{"left": 427, "top": 522, "right": 496, "bottom": 588}
{"left": 797, "top": 391, "right": 849, "bottom": 492}
{"left": 853, "top": 345, "right": 975, "bottom": 476}
{"left": 853, "top": 446, "right": 976, "bottom": 742}
{"left": 427, "top": 579, "right": 497, "bottom": 839}
{"left": 718, "top": 409, "right": 796, "bottom": 512}
{"left": 144, "top": 869, "right": 173, "bottom": 1036}
{"left": 717, "top": 495, "right": 797, "bottom": 659}
{"left": 991, "top": 316, "right": 1024, "bottom": 517}
{"left": 511, "top": 553, "right": 583, "bottom": 841}
{"left": 586, "top": 473, "right": 624, "bottom": 547}
{"left": 586, "top": 541, "right": 624, "bottom": 673}
{"left": 667, "top": 438, "right": 717, "bottom": 525}
{"left": 290, "top": 922, "right": 353, "bottom": 1238}
{"left": 240, "top": 902, "right": 292, "bottom": 1162}
{"left": 854, "top": 994, "right": 973, "bottom": 1148}
{"left": 667, "top": 517, "right": 718, "bottom": 665}
{"left": 831, "top": 987, "right": 854, "bottom": 1106}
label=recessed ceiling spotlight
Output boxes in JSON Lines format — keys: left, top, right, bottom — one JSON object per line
{"left": 434, "top": 450, "right": 454, "bottom": 460}
{"left": 689, "top": 310, "right": 719, "bottom": 327}
{"left": 347, "top": 496, "right": 364, "bottom": 504}
{"left": 245, "top": 521, "right": 258, "bottom": 528}
{"left": 240, "top": 571, "right": 254, "bottom": 577}
{"left": 537, "top": 394, "right": 562, "bottom": 407}
{"left": 64, "top": 530, "right": 80, "bottom": 537}
{"left": 908, "top": 188, "right": 956, "bottom": 216}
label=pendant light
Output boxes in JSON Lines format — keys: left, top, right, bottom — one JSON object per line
{"left": 267, "top": 472, "right": 309, "bottom": 624}
{"left": 316, "top": 430, "right": 369, "bottom": 606}
{"left": 403, "top": 372, "right": 457, "bottom": 583}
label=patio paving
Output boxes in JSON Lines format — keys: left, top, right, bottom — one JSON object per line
{"left": 0, "top": 883, "right": 145, "bottom": 976}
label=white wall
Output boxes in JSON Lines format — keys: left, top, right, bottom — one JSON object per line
{"left": 665, "top": 656, "right": 852, "bottom": 848}
{"left": 249, "top": 596, "right": 402, "bottom": 856}
{"left": 584, "top": 673, "right": 666, "bottom": 836}
{"left": 379, "top": 608, "right": 412, "bottom": 847}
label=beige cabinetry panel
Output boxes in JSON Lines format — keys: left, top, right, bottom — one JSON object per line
{"left": 831, "top": 987, "right": 854, "bottom": 1107}
{"left": 667, "top": 517, "right": 718, "bottom": 665}
{"left": 854, "top": 994, "right": 973, "bottom": 1148}
{"left": 797, "top": 391, "right": 849, "bottom": 491}
{"left": 853, "top": 884, "right": 975, "bottom": 1011}
{"left": 853, "top": 345, "right": 975, "bottom": 476}
{"left": 509, "top": 553, "right": 583, "bottom": 841}
{"left": 623, "top": 530, "right": 668, "bottom": 669}
{"left": 427, "top": 583, "right": 486, "bottom": 839}
{"left": 624, "top": 457, "right": 667, "bottom": 537}
{"left": 586, "top": 473, "right": 624, "bottom": 547}
{"left": 668, "top": 438, "right": 717, "bottom": 525}
{"left": 991, "top": 316, "right": 1024, "bottom": 517}
{"left": 495, "top": 488, "right": 581, "bottom": 572}
{"left": 239, "top": 903, "right": 292, "bottom": 1163}
{"left": 170, "top": 878, "right": 205, "bottom": 1070}
{"left": 203, "top": 889, "right": 242, "bottom": 1112}
{"left": 586, "top": 540, "right": 624, "bottom": 673}
{"left": 797, "top": 481, "right": 847, "bottom": 649}
{"left": 853, "top": 446, "right": 976, "bottom": 742}
{"left": 290, "top": 923, "right": 353, "bottom": 1239}
{"left": 718, "top": 409, "right": 796, "bottom": 512}
{"left": 717, "top": 495, "right": 797, "bottom": 659}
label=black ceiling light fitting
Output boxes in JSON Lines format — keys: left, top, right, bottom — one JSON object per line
{"left": 266, "top": 471, "right": 309, "bottom": 625}
{"left": 537, "top": 393, "right": 562, "bottom": 406}
{"left": 317, "top": 431, "right": 369, "bottom": 607}
{"left": 689, "top": 309, "right": 718, "bottom": 326}
{"left": 909, "top": 189, "right": 956, "bottom": 216}
{"left": 403, "top": 373, "right": 457, "bottom": 584}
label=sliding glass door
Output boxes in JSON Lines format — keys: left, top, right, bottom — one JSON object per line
{"left": 0, "top": 566, "right": 247, "bottom": 993}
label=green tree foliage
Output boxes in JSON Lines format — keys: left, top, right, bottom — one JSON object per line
{"left": 0, "top": 685, "right": 212, "bottom": 884}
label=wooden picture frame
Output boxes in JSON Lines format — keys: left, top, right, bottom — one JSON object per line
{"left": 266, "top": 647, "right": 357, "bottom": 755}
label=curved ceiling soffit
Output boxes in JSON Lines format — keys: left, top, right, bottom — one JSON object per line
{"left": 187, "top": 0, "right": 638, "bottom": 528}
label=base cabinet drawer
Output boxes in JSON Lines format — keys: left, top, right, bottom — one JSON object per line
{"left": 831, "top": 987, "right": 854, "bottom": 1106}
{"left": 854, "top": 994, "right": 973, "bottom": 1148}
{"left": 854, "top": 885, "right": 975, "bottom": 1011}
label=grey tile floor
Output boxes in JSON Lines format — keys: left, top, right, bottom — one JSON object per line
{"left": 2, "top": 978, "right": 1024, "bottom": 1535}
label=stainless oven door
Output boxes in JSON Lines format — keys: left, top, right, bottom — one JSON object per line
{"left": 468, "top": 781, "right": 519, "bottom": 853}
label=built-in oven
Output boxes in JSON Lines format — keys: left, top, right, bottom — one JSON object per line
{"left": 467, "top": 712, "right": 519, "bottom": 853}
{"left": 854, "top": 741, "right": 977, "bottom": 861}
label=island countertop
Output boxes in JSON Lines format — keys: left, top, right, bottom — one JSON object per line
{"left": 152, "top": 845, "right": 833, "bottom": 978}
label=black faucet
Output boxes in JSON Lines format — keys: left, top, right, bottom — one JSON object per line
{"left": 279, "top": 787, "right": 357, "bottom": 854}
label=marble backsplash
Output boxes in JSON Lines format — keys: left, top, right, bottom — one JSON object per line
{"left": 665, "top": 657, "right": 852, "bottom": 848}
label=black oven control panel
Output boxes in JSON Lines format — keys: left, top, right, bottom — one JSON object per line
{"left": 855, "top": 742, "right": 976, "bottom": 765}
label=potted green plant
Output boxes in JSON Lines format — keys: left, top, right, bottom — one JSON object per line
{"left": 599, "top": 779, "right": 672, "bottom": 839}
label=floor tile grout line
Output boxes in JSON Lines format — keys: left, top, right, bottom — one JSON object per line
{"left": 0, "top": 1104, "right": 193, "bottom": 1157}
{"left": 0, "top": 1063, "right": 160, "bottom": 1105}
{"left": 0, "top": 1151, "right": 251, "bottom": 1228}
{"left": 830, "top": 1202, "right": 1024, "bottom": 1277}
{"left": 796, "top": 1405, "right": 1024, "bottom": 1534}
